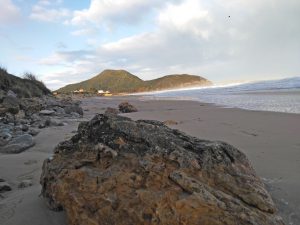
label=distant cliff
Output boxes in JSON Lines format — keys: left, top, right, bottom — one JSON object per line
{"left": 57, "top": 69, "right": 212, "bottom": 94}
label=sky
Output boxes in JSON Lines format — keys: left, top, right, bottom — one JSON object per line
{"left": 0, "top": 0, "right": 299, "bottom": 90}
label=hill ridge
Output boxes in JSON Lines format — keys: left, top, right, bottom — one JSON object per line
{"left": 57, "top": 69, "right": 212, "bottom": 94}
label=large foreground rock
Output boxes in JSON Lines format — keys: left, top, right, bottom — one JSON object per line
{"left": 40, "top": 114, "right": 284, "bottom": 225}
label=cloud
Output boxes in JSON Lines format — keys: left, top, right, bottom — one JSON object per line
{"left": 0, "top": 0, "right": 21, "bottom": 25}
{"left": 56, "top": 41, "right": 67, "bottom": 49}
{"left": 39, "top": 50, "right": 94, "bottom": 66}
{"left": 71, "top": 28, "right": 96, "bottom": 36}
{"left": 40, "top": 0, "right": 300, "bottom": 90}
{"left": 30, "top": 0, "right": 70, "bottom": 22}
{"left": 69, "top": 0, "right": 179, "bottom": 26}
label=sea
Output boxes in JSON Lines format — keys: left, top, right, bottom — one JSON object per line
{"left": 137, "top": 77, "right": 300, "bottom": 114}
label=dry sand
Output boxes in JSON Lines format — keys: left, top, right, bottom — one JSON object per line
{"left": 1, "top": 96, "right": 299, "bottom": 225}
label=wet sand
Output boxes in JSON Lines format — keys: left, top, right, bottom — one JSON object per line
{"left": 1, "top": 96, "right": 299, "bottom": 224}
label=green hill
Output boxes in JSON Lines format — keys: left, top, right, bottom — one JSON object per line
{"left": 0, "top": 67, "right": 51, "bottom": 98}
{"left": 57, "top": 69, "right": 212, "bottom": 94}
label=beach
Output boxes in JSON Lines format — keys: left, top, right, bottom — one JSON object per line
{"left": 1, "top": 96, "right": 299, "bottom": 225}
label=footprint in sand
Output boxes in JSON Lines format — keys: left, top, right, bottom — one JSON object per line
{"left": 17, "top": 167, "right": 39, "bottom": 180}
{"left": 240, "top": 130, "right": 258, "bottom": 137}
{"left": 0, "top": 201, "right": 17, "bottom": 224}
{"left": 24, "top": 160, "right": 38, "bottom": 165}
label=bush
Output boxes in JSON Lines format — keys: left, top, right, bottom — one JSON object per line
{"left": 0, "top": 66, "right": 7, "bottom": 74}
{"left": 23, "top": 72, "right": 51, "bottom": 95}
{"left": 23, "top": 72, "right": 38, "bottom": 81}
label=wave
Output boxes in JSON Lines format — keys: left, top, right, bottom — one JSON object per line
{"left": 133, "top": 77, "right": 300, "bottom": 96}
{"left": 142, "top": 76, "right": 300, "bottom": 114}
{"left": 223, "top": 77, "right": 300, "bottom": 93}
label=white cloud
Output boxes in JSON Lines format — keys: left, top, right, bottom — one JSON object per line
{"left": 40, "top": 0, "right": 300, "bottom": 89}
{"left": 69, "top": 0, "right": 179, "bottom": 26}
{"left": 30, "top": 0, "right": 70, "bottom": 22}
{"left": 71, "top": 28, "right": 96, "bottom": 36}
{"left": 0, "top": 0, "right": 21, "bottom": 25}
{"left": 158, "top": 0, "right": 212, "bottom": 39}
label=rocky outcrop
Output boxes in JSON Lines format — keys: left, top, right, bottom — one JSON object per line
{"left": 118, "top": 102, "right": 138, "bottom": 113}
{"left": 40, "top": 114, "right": 284, "bottom": 225}
{"left": 0, "top": 94, "right": 83, "bottom": 154}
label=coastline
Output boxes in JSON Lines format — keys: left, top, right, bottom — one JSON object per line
{"left": 1, "top": 96, "right": 299, "bottom": 224}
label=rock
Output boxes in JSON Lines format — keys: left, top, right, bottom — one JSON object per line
{"left": 29, "top": 129, "right": 39, "bottom": 136}
{"left": 53, "top": 106, "right": 65, "bottom": 115}
{"left": 49, "top": 119, "right": 64, "bottom": 127}
{"left": 18, "top": 179, "right": 33, "bottom": 189}
{"left": 0, "top": 182, "right": 12, "bottom": 193}
{"left": 163, "top": 120, "right": 178, "bottom": 125}
{"left": 1, "top": 134, "right": 35, "bottom": 154}
{"left": 38, "top": 123, "right": 46, "bottom": 129}
{"left": 0, "top": 131, "right": 12, "bottom": 146}
{"left": 7, "top": 90, "right": 17, "bottom": 98}
{"left": 15, "top": 110, "right": 25, "bottom": 120}
{"left": 30, "top": 113, "right": 41, "bottom": 122}
{"left": 20, "top": 98, "right": 43, "bottom": 116}
{"left": 39, "top": 110, "right": 55, "bottom": 116}
{"left": 64, "top": 105, "right": 83, "bottom": 116}
{"left": 0, "top": 178, "right": 5, "bottom": 182}
{"left": 118, "top": 101, "right": 138, "bottom": 113}
{"left": 0, "top": 107, "right": 8, "bottom": 116}
{"left": 40, "top": 114, "right": 284, "bottom": 225}
{"left": 70, "top": 112, "right": 80, "bottom": 118}
{"left": 19, "top": 119, "right": 30, "bottom": 124}
{"left": 2, "top": 95, "right": 20, "bottom": 114}
{"left": 105, "top": 107, "right": 119, "bottom": 115}
{"left": 21, "top": 124, "right": 29, "bottom": 132}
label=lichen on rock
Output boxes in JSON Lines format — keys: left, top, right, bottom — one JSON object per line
{"left": 40, "top": 114, "right": 284, "bottom": 225}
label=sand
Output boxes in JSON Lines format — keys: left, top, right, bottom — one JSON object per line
{"left": 1, "top": 96, "right": 299, "bottom": 224}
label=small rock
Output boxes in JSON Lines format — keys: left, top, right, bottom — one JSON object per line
{"left": 29, "top": 129, "right": 39, "bottom": 136}
{"left": 53, "top": 106, "right": 65, "bottom": 115}
{"left": 39, "top": 110, "right": 55, "bottom": 116}
{"left": 118, "top": 102, "right": 138, "bottom": 113}
{"left": 0, "top": 132, "right": 12, "bottom": 146}
{"left": 15, "top": 110, "right": 25, "bottom": 120}
{"left": 0, "top": 107, "right": 8, "bottom": 116}
{"left": 0, "top": 182, "right": 12, "bottom": 193}
{"left": 21, "top": 124, "right": 29, "bottom": 132}
{"left": 30, "top": 113, "right": 41, "bottom": 122}
{"left": 18, "top": 180, "right": 33, "bottom": 189}
{"left": 70, "top": 112, "right": 80, "bottom": 118}
{"left": 163, "top": 120, "right": 178, "bottom": 125}
{"left": 38, "top": 123, "right": 46, "bottom": 129}
{"left": 64, "top": 105, "right": 83, "bottom": 116}
{"left": 0, "top": 134, "right": 35, "bottom": 154}
{"left": 49, "top": 119, "right": 64, "bottom": 127}
{"left": 7, "top": 90, "right": 17, "bottom": 97}
{"left": 105, "top": 107, "right": 119, "bottom": 115}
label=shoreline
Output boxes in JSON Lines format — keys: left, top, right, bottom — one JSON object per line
{"left": 1, "top": 96, "right": 299, "bottom": 224}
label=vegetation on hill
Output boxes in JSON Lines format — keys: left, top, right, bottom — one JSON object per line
{"left": 57, "top": 69, "right": 212, "bottom": 94}
{"left": 0, "top": 67, "right": 51, "bottom": 98}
